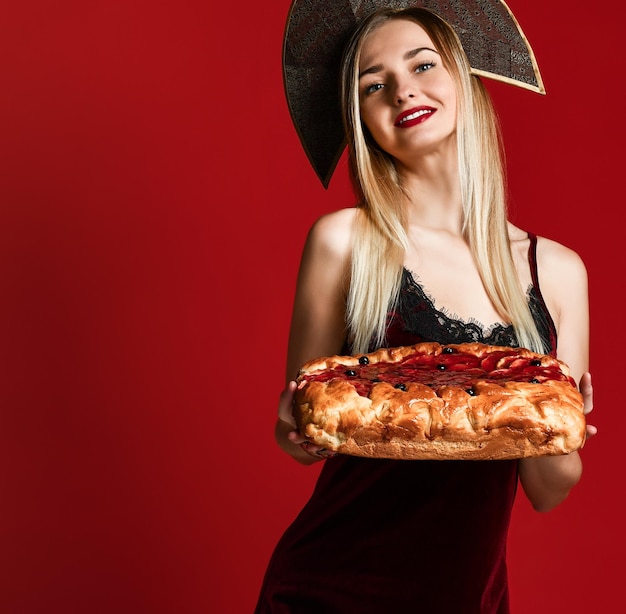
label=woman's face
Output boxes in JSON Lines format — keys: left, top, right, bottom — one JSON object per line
{"left": 357, "top": 18, "right": 458, "bottom": 166}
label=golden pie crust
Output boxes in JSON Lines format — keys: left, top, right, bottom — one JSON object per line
{"left": 294, "top": 342, "right": 586, "bottom": 460}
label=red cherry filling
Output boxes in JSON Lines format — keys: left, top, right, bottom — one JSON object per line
{"left": 302, "top": 346, "right": 573, "bottom": 397}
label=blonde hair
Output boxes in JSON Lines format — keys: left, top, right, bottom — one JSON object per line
{"left": 340, "top": 8, "right": 544, "bottom": 354}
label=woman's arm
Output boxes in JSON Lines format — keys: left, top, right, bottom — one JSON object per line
{"left": 275, "top": 208, "right": 357, "bottom": 464}
{"left": 518, "top": 237, "right": 595, "bottom": 512}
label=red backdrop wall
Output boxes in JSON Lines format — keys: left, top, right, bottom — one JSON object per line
{"left": 0, "top": 1, "right": 619, "bottom": 612}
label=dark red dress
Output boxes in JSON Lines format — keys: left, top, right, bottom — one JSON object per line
{"left": 255, "top": 234, "right": 556, "bottom": 614}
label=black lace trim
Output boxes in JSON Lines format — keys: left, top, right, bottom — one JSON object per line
{"left": 380, "top": 269, "right": 554, "bottom": 354}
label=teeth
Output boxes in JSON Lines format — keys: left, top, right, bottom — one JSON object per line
{"left": 399, "top": 109, "right": 432, "bottom": 124}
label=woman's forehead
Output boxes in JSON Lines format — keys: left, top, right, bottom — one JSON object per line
{"left": 360, "top": 19, "right": 436, "bottom": 63}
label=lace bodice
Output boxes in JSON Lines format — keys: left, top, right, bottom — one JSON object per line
{"left": 382, "top": 268, "right": 556, "bottom": 354}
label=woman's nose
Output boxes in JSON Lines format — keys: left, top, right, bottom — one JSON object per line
{"left": 392, "top": 78, "right": 415, "bottom": 104}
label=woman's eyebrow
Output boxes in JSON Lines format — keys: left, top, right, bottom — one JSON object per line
{"left": 405, "top": 46, "right": 438, "bottom": 60}
{"left": 359, "top": 47, "right": 439, "bottom": 78}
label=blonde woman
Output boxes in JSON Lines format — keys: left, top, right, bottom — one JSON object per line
{"left": 256, "top": 7, "right": 595, "bottom": 613}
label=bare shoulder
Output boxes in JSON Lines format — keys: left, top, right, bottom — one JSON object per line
{"left": 535, "top": 235, "right": 588, "bottom": 282}
{"left": 533, "top": 234, "right": 589, "bottom": 332}
{"left": 305, "top": 207, "right": 358, "bottom": 259}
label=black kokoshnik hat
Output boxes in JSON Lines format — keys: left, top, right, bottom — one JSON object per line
{"left": 283, "top": 0, "right": 545, "bottom": 187}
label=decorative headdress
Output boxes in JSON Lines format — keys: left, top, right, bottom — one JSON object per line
{"left": 283, "top": 0, "right": 545, "bottom": 187}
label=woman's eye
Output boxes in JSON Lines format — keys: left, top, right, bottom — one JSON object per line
{"left": 415, "top": 62, "right": 435, "bottom": 73}
{"left": 364, "top": 82, "right": 384, "bottom": 95}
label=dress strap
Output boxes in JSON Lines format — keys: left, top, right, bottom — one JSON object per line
{"left": 527, "top": 232, "right": 558, "bottom": 354}
{"left": 527, "top": 232, "right": 540, "bottom": 288}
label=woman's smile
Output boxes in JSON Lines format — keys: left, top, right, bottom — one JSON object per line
{"left": 395, "top": 106, "right": 436, "bottom": 127}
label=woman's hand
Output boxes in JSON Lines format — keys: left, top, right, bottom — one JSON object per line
{"left": 579, "top": 372, "right": 597, "bottom": 440}
{"left": 275, "top": 381, "right": 337, "bottom": 463}
{"left": 519, "top": 370, "right": 596, "bottom": 512}
{"left": 277, "top": 381, "right": 298, "bottom": 428}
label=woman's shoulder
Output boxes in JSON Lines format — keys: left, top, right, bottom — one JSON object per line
{"left": 509, "top": 223, "right": 587, "bottom": 278}
{"left": 305, "top": 207, "right": 359, "bottom": 257}
{"left": 528, "top": 233, "right": 588, "bottom": 321}
{"left": 311, "top": 206, "right": 359, "bottom": 233}
{"left": 534, "top": 234, "right": 587, "bottom": 280}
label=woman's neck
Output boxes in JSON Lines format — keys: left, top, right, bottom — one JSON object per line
{"left": 398, "top": 156, "right": 464, "bottom": 233}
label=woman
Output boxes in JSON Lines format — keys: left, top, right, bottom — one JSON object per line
{"left": 256, "top": 7, "right": 595, "bottom": 613}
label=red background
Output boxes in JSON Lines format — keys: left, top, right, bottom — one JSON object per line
{"left": 0, "top": 1, "right": 620, "bottom": 612}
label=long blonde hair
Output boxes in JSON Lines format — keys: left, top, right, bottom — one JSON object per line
{"left": 340, "top": 7, "right": 544, "bottom": 354}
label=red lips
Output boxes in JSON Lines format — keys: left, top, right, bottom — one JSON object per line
{"left": 394, "top": 106, "right": 436, "bottom": 128}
